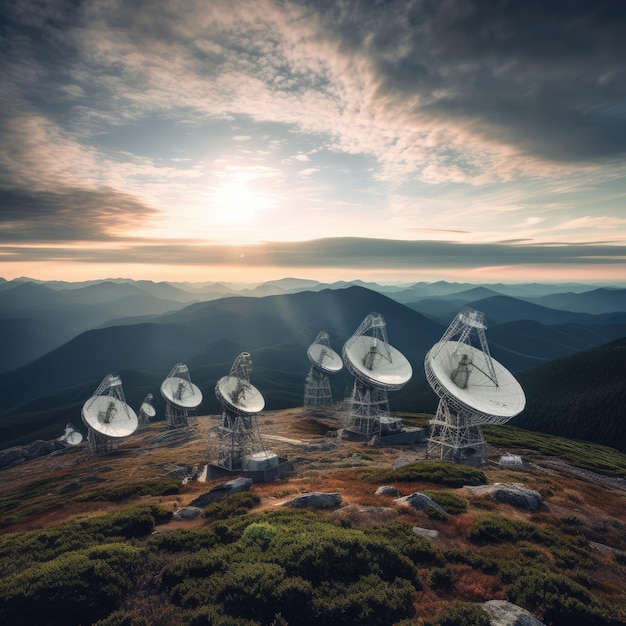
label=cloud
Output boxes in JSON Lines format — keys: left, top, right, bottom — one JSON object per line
{"left": 0, "top": 186, "right": 158, "bottom": 242}
{"left": 5, "top": 0, "right": 624, "bottom": 190}
{"left": 2, "top": 237, "right": 624, "bottom": 272}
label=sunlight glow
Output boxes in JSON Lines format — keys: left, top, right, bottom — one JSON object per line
{"left": 213, "top": 180, "right": 272, "bottom": 225}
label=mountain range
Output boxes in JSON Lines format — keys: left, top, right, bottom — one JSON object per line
{"left": 1, "top": 277, "right": 625, "bottom": 452}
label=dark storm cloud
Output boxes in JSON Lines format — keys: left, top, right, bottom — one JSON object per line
{"left": 305, "top": 0, "right": 626, "bottom": 163}
{"left": 0, "top": 186, "right": 157, "bottom": 242}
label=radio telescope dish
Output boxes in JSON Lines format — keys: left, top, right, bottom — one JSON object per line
{"left": 81, "top": 374, "right": 138, "bottom": 456}
{"left": 425, "top": 306, "right": 526, "bottom": 465}
{"left": 342, "top": 313, "right": 412, "bottom": 437}
{"left": 303, "top": 331, "right": 343, "bottom": 411}
{"left": 161, "top": 363, "right": 202, "bottom": 429}
{"left": 57, "top": 422, "right": 83, "bottom": 446}
{"left": 138, "top": 393, "right": 156, "bottom": 424}
{"left": 213, "top": 352, "right": 269, "bottom": 472}
{"left": 216, "top": 352, "right": 265, "bottom": 415}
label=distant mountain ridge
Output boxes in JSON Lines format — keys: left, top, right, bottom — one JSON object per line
{"left": 1, "top": 278, "right": 625, "bottom": 451}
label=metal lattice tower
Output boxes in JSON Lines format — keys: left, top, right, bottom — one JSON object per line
{"left": 138, "top": 393, "right": 155, "bottom": 424}
{"left": 82, "top": 374, "right": 137, "bottom": 456}
{"left": 425, "top": 306, "right": 525, "bottom": 466}
{"left": 303, "top": 331, "right": 342, "bottom": 410}
{"left": 214, "top": 352, "right": 266, "bottom": 471}
{"left": 161, "top": 363, "right": 202, "bottom": 429}
{"left": 342, "top": 313, "right": 412, "bottom": 438}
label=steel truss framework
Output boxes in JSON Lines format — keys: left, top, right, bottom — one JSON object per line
{"left": 345, "top": 380, "right": 390, "bottom": 437}
{"left": 213, "top": 352, "right": 267, "bottom": 471}
{"left": 165, "top": 402, "right": 191, "bottom": 429}
{"left": 427, "top": 399, "right": 487, "bottom": 466}
{"left": 85, "top": 375, "right": 131, "bottom": 456}
{"left": 138, "top": 393, "right": 154, "bottom": 425}
{"left": 215, "top": 412, "right": 266, "bottom": 471}
{"left": 303, "top": 367, "right": 333, "bottom": 409}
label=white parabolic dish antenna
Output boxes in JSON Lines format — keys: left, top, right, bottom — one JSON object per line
{"left": 307, "top": 340, "right": 343, "bottom": 374}
{"left": 216, "top": 353, "right": 265, "bottom": 414}
{"left": 343, "top": 332, "right": 412, "bottom": 390}
{"left": 161, "top": 369, "right": 203, "bottom": 409}
{"left": 82, "top": 395, "right": 138, "bottom": 438}
{"left": 426, "top": 340, "right": 526, "bottom": 423}
{"left": 140, "top": 400, "right": 156, "bottom": 418}
{"left": 58, "top": 422, "right": 83, "bottom": 446}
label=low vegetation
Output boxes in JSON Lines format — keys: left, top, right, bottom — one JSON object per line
{"left": 483, "top": 424, "right": 626, "bottom": 478}
{"left": 1, "top": 485, "right": 624, "bottom": 625}
{"left": 365, "top": 461, "right": 487, "bottom": 487}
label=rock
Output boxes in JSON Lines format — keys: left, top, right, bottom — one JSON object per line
{"left": 28, "top": 440, "right": 59, "bottom": 457}
{"left": 173, "top": 507, "right": 202, "bottom": 520}
{"left": 283, "top": 492, "right": 343, "bottom": 509}
{"left": 481, "top": 600, "right": 545, "bottom": 625}
{"left": 392, "top": 458, "right": 411, "bottom": 470}
{"left": 466, "top": 483, "right": 542, "bottom": 511}
{"left": 164, "top": 464, "right": 193, "bottom": 479}
{"left": 330, "top": 505, "right": 397, "bottom": 526}
{"left": 0, "top": 448, "right": 28, "bottom": 470}
{"left": 394, "top": 492, "right": 449, "bottom": 517}
{"left": 0, "top": 439, "right": 65, "bottom": 470}
{"left": 57, "top": 479, "right": 81, "bottom": 494}
{"left": 188, "top": 477, "right": 253, "bottom": 508}
{"left": 376, "top": 485, "right": 402, "bottom": 497}
{"left": 412, "top": 527, "right": 440, "bottom": 541}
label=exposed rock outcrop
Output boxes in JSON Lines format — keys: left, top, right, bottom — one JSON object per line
{"left": 375, "top": 485, "right": 402, "bottom": 497}
{"left": 466, "top": 483, "right": 542, "bottom": 511}
{"left": 330, "top": 504, "right": 397, "bottom": 526}
{"left": 394, "top": 492, "right": 449, "bottom": 517}
{"left": 0, "top": 439, "right": 65, "bottom": 470}
{"left": 189, "top": 477, "right": 253, "bottom": 508}
{"left": 481, "top": 600, "right": 545, "bottom": 625}
{"left": 173, "top": 506, "right": 202, "bottom": 520}
{"left": 412, "top": 527, "right": 440, "bottom": 541}
{"left": 283, "top": 492, "right": 343, "bottom": 509}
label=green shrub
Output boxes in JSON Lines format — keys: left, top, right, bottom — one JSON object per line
{"left": 430, "top": 566, "right": 454, "bottom": 590}
{"left": 367, "top": 461, "right": 487, "bottom": 487}
{"left": 433, "top": 601, "right": 491, "bottom": 626}
{"left": 312, "top": 574, "right": 415, "bottom": 625}
{"left": 421, "top": 490, "right": 468, "bottom": 515}
{"left": 506, "top": 568, "right": 606, "bottom": 625}
{"left": 74, "top": 479, "right": 181, "bottom": 503}
{"left": 202, "top": 492, "right": 260, "bottom": 520}
{"left": 92, "top": 610, "right": 152, "bottom": 626}
{"left": 0, "top": 551, "right": 128, "bottom": 625}
{"left": 467, "top": 513, "right": 529, "bottom": 544}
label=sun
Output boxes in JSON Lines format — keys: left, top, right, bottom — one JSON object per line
{"left": 214, "top": 180, "right": 267, "bottom": 224}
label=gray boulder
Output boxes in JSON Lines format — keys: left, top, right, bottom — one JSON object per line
{"left": 189, "top": 477, "right": 253, "bottom": 508}
{"left": 0, "top": 448, "right": 27, "bottom": 470}
{"left": 376, "top": 485, "right": 402, "bottom": 497}
{"left": 173, "top": 507, "right": 202, "bottom": 521}
{"left": 283, "top": 492, "right": 343, "bottom": 509}
{"left": 481, "top": 600, "right": 545, "bottom": 625}
{"left": 412, "top": 527, "right": 440, "bottom": 541}
{"left": 394, "top": 492, "right": 449, "bottom": 517}
{"left": 467, "top": 483, "right": 542, "bottom": 511}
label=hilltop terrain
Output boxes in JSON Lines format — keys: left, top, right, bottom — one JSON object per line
{"left": 1, "top": 409, "right": 626, "bottom": 625}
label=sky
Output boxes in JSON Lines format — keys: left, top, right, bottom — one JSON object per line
{"left": 1, "top": 0, "right": 625, "bottom": 285}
